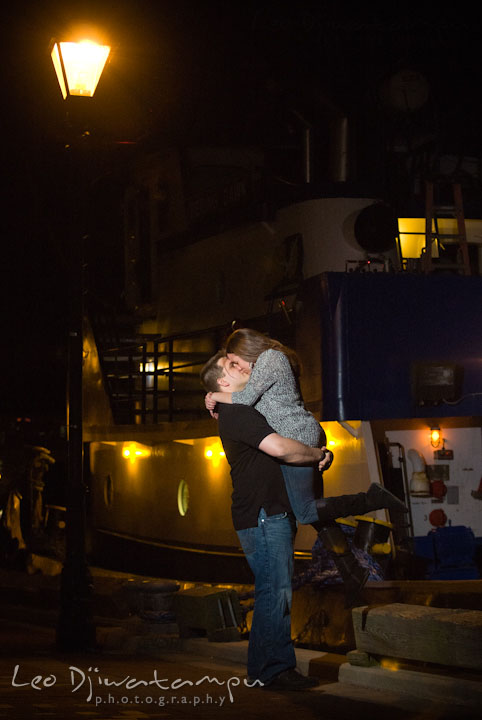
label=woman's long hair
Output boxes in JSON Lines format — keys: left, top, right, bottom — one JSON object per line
{"left": 225, "top": 328, "right": 300, "bottom": 377}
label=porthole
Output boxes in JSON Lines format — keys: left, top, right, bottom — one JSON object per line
{"left": 177, "top": 479, "right": 189, "bottom": 516}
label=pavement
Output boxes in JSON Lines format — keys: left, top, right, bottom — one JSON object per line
{"left": 0, "top": 557, "right": 481, "bottom": 719}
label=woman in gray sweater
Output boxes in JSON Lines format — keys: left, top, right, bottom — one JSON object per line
{"left": 205, "top": 328, "right": 407, "bottom": 606}
{"left": 206, "top": 333, "right": 324, "bottom": 525}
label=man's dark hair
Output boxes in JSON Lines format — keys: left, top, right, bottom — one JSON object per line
{"left": 200, "top": 350, "right": 226, "bottom": 392}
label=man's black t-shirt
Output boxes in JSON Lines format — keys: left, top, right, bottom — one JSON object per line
{"left": 218, "top": 404, "right": 292, "bottom": 530}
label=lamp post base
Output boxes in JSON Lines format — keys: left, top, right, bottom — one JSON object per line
{"left": 57, "top": 557, "right": 97, "bottom": 652}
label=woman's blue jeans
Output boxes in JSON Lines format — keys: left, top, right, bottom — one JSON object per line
{"left": 236, "top": 508, "right": 297, "bottom": 684}
{"left": 281, "top": 464, "right": 321, "bottom": 525}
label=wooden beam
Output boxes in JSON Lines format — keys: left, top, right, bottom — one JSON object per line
{"left": 352, "top": 603, "right": 482, "bottom": 670}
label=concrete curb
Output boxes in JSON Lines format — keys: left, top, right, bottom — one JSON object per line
{"left": 178, "top": 638, "right": 329, "bottom": 676}
{"left": 180, "top": 638, "right": 248, "bottom": 667}
{"left": 338, "top": 662, "right": 482, "bottom": 709}
{"left": 97, "top": 627, "right": 328, "bottom": 678}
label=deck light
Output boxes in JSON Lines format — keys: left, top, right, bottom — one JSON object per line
{"left": 430, "top": 427, "right": 441, "bottom": 448}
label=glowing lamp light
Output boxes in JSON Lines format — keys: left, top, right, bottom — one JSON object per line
{"left": 122, "top": 442, "right": 151, "bottom": 463}
{"left": 140, "top": 361, "right": 156, "bottom": 373}
{"left": 204, "top": 442, "right": 226, "bottom": 468}
{"left": 51, "top": 40, "right": 111, "bottom": 99}
{"left": 430, "top": 427, "right": 441, "bottom": 448}
{"left": 380, "top": 658, "right": 400, "bottom": 672}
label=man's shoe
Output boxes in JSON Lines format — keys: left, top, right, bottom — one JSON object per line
{"left": 263, "top": 669, "right": 319, "bottom": 691}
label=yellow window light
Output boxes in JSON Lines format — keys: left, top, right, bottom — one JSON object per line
{"left": 398, "top": 217, "right": 459, "bottom": 259}
{"left": 140, "top": 361, "right": 156, "bottom": 373}
{"left": 398, "top": 218, "right": 427, "bottom": 259}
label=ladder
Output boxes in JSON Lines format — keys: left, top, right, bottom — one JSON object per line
{"left": 422, "top": 180, "right": 471, "bottom": 275}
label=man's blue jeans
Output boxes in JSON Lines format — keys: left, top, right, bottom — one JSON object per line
{"left": 237, "top": 508, "right": 297, "bottom": 684}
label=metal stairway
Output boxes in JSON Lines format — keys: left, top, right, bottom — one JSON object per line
{"left": 422, "top": 180, "right": 472, "bottom": 275}
{"left": 98, "top": 325, "right": 229, "bottom": 425}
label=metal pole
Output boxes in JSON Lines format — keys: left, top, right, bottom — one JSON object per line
{"left": 57, "top": 139, "right": 96, "bottom": 652}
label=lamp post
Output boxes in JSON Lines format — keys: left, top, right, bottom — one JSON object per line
{"left": 51, "top": 37, "right": 110, "bottom": 651}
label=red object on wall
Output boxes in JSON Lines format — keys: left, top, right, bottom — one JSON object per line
{"left": 431, "top": 479, "right": 447, "bottom": 499}
{"left": 429, "top": 508, "right": 447, "bottom": 527}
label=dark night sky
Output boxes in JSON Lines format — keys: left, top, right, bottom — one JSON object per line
{"left": 1, "top": 1, "right": 481, "bottom": 416}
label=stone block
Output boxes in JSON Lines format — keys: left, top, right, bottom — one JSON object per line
{"left": 173, "top": 586, "right": 242, "bottom": 642}
{"left": 352, "top": 603, "right": 482, "bottom": 670}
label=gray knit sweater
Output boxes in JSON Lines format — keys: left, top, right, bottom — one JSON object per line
{"left": 231, "top": 348, "right": 322, "bottom": 448}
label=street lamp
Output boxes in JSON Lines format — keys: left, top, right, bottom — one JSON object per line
{"left": 51, "top": 37, "right": 110, "bottom": 651}
{"left": 51, "top": 40, "right": 111, "bottom": 99}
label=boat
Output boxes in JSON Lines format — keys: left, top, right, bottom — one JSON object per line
{"left": 81, "top": 147, "right": 482, "bottom": 585}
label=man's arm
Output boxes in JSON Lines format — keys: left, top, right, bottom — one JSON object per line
{"left": 258, "top": 433, "right": 333, "bottom": 471}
